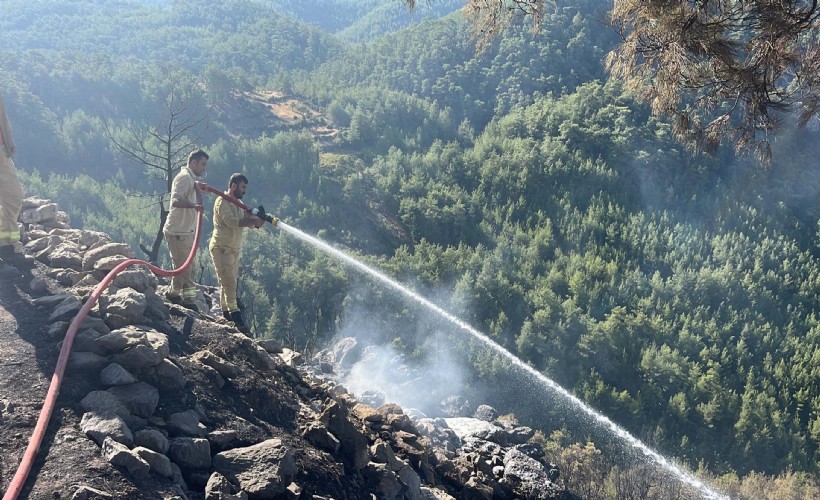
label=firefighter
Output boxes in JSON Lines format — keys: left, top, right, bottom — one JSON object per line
{"left": 163, "top": 149, "right": 207, "bottom": 310}
{"left": 209, "top": 173, "right": 265, "bottom": 333}
{"left": 0, "top": 93, "right": 25, "bottom": 277}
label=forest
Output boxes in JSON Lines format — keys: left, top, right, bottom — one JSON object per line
{"left": 1, "top": 0, "right": 819, "bottom": 494}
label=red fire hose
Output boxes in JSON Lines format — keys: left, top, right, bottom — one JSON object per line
{"left": 3, "top": 182, "right": 270, "bottom": 499}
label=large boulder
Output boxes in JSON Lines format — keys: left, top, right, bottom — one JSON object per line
{"left": 104, "top": 327, "right": 169, "bottom": 370}
{"left": 80, "top": 411, "right": 134, "bottom": 447}
{"left": 212, "top": 439, "right": 296, "bottom": 499}
{"left": 320, "top": 400, "right": 369, "bottom": 471}
{"left": 82, "top": 242, "right": 133, "bottom": 271}
{"left": 100, "top": 288, "right": 148, "bottom": 329}
{"left": 502, "top": 448, "right": 559, "bottom": 499}
{"left": 106, "top": 382, "right": 160, "bottom": 418}
{"left": 101, "top": 437, "right": 150, "bottom": 478}
{"left": 168, "top": 437, "right": 212, "bottom": 470}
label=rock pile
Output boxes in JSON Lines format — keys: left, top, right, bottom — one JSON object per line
{"left": 6, "top": 197, "right": 574, "bottom": 499}
{"left": 312, "top": 338, "right": 570, "bottom": 499}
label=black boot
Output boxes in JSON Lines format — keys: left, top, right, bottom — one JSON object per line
{"left": 222, "top": 310, "right": 231, "bottom": 321}
{"left": 229, "top": 310, "right": 250, "bottom": 334}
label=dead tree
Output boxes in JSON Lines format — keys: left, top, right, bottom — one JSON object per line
{"left": 107, "top": 87, "right": 208, "bottom": 263}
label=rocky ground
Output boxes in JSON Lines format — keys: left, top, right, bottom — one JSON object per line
{"left": 0, "top": 198, "right": 574, "bottom": 500}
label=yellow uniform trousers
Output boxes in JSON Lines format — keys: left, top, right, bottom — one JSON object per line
{"left": 164, "top": 232, "right": 197, "bottom": 302}
{"left": 210, "top": 244, "right": 239, "bottom": 313}
{"left": 0, "top": 151, "right": 23, "bottom": 245}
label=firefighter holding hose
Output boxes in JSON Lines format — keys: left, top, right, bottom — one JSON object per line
{"left": 163, "top": 149, "right": 208, "bottom": 310}
{"left": 209, "top": 173, "right": 268, "bottom": 334}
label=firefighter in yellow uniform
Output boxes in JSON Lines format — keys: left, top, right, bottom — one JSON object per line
{"left": 0, "top": 93, "right": 25, "bottom": 276}
{"left": 163, "top": 149, "right": 208, "bottom": 310}
{"left": 210, "top": 173, "right": 265, "bottom": 333}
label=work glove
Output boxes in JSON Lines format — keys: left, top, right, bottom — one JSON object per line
{"left": 252, "top": 205, "right": 279, "bottom": 226}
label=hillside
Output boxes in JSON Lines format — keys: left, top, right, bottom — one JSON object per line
{"left": 212, "top": 90, "right": 339, "bottom": 144}
{"left": 0, "top": 197, "right": 576, "bottom": 500}
{"left": 2, "top": 0, "right": 820, "bottom": 492}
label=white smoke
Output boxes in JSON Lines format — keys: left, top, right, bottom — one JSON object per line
{"left": 337, "top": 325, "right": 467, "bottom": 416}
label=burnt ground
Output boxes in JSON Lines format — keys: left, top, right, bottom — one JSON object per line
{"left": 0, "top": 264, "right": 187, "bottom": 499}
{"left": 0, "top": 262, "right": 370, "bottom": 499}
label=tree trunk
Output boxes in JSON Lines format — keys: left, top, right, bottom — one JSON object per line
{"left": 140, "top": 203, "right": 169, "bottom": 264}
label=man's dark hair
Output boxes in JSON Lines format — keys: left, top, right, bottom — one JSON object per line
{"left": 229, "top": 173, "right": 248, "bottom": 188}
{"left": 188, "top": 149, "right": 209, "bottom": 165}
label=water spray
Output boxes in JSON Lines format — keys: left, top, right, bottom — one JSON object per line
{"left": 276, "top": 221, "right": 730, "bottom": 500}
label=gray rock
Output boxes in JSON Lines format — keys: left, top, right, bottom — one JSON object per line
{"left": 56, "top": 210, "right": 70, "bottom": 225}
{"left": 101, "top": 288, "right": 148, "bottom": 329}
{"left": 205, "top": 471, "right": 248, "bottom": 500}
{"left": 278, "top": 348, "right": 302, "bottom": 367}
{"left": 107, "top": 327, "right": 169, "bottom": 370}
{"left": 29, "top": 276, "right": 48, "bottom": 293}
{"left": 49, "top": 296, "right": 82, "bottom": 323}
{"left": 21, "top": 196, "right": 52, "bottom": 210}
{"left": 78, "top": 230, "right": 110, "bottom": 249}
{"left": 363, "top": 463, "right": 403, "bottom": 500}
{"left": 329, "top": 337, "right": 362, "bottom": 368}
{"left": 68, "top": 328, "right": 105, "bottom": 354}
{"left": 48, "top": 268, "right": 84, "bottom": 287}
{"left": 397, "top": 464, "right": 423, "bottom": 500}
{"left": 80, "top": 391, "right": 131, "bottom": 420}
{"left": 133, "top": 446, "right": 174, "bottom": 477}
{"left": 212, "top": 439, "right": 296, "bottom": 499}
{"left": 80, "top": 411, "right": 133, "bottom": 447}
{"left": 70, "top": 485, "right": 113, "bottom": 500}
{"left": 93, "top": 255, "right": 130, "bottom": 272}
{"left": 207, "top": 430, "right": 238, "bottom": 452}
{"left": 256, "top": 339, "right": 283, "bottom": 354}
{"left": 170, "top": 463, "right": 188, "bottom": 490}
{"left": 443, "top": 417, "right": 508, "bottom": 446}
{"left": 106, "top": 382, "right": 159, "bottom": 418}
{"left": 420, "top": 487, "right": 456, "bottom": 500}
{"left": 320, "top": 400, "right": 369, "bottom": 471}
{"left": 94, "top": 327, "right": 139, "bottom": 354}
{"left": 370, "top": 439, "right": 404, "bottom": 472}
{"left": 168, "top": 437, "right": 211, "bottom": 470}
{"left": 113, "top": 268, "right": 153, "bottom": 293}
{"left": 507, "top": 426, "right": 535, "bottom": 445}
{"left": 82, "top": 315, "right": 111, "bottom": 335}
{"left": 68, "top": 351, "right": 109, "bottom": 372}
{"left": 21, "top": 203, "right": 58, "bottom": 224}
{"left": 100, "top": 363, "right": 139, "bottom": 386}
{"left": 147, "top": 358, "right": 187, "bottom": 392}
{"left": 34, "top": 292, "right": 74, "bottom": 309}
{"left": 503, "top": 448, "right": 553, "bottom": 498}
{"left": 144, "top": 290, "right": 170, "bottom": 321}
{"left": 302, "top": 422, "right": 340, "bottom": 454}
{"left": 134, "top": 428, "right": 170, "bottom": 454}
{"left": 82, "top": 242, "right": 133, "bottom": 271}
{"left": 473, "top": 405, "right": 498, "bottom": 422}
{"left": 101, "top": 436, "right": 150, "bottom": 478}
{"left": 48, "top": 321, "right": 70, "bottom": 340}
{"left": 167, "top": 409, "right": 206, "bottom": 437}
{"left": 25, "top": 234, "right": 60, "bottom": 254}
{"left": 192, "top": 350, "right": 241, "bottom": 379}
{"left": 49, "top": 242, "right": 83, "bottom": 270}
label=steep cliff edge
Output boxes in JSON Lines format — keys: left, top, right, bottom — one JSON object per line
{"left": 0, "top": 197, "right": 569, "bottom": 500}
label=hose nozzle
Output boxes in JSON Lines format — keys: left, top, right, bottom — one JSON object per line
{"left": 252, "top": 205, "right": 279, "bottom": 226}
